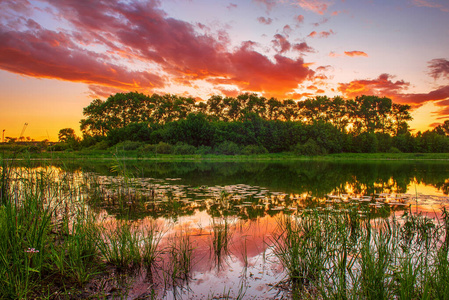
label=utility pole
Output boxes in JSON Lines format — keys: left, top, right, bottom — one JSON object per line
{"left": 2, "top": 129, "right": 4, "bottom": 143}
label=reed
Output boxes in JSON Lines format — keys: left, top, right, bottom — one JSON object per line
{"left": 271, "top": 206, "right": 449, "bottom": 299}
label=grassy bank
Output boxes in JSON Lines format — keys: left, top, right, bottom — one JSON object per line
{"left": 2, "top": 149, "right": 449, "bottom": 162}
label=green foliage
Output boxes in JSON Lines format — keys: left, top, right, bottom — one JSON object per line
{"left": 173, "top": 142, "right": 196, "bottom": 155}
{"left": 113, "top": 140, "right": 145, "bottom": 151}
{"left": 242, "top": 144, "right": 268, "bottom": 155}
{"left": 70, "top": 92, "right": 449, "bottom": 154}
{"left": 214, "top": 141, "right": 241, "bottom": 155}
{"left": 155, "top": 142, "right": 173, "bottom": 154}
{"left": 294, "top": 139, "right": 327, "bottom": 156}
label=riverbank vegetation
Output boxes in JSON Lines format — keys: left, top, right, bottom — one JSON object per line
{"left": 3, "top": 92, "right": 449, "bottom": 156}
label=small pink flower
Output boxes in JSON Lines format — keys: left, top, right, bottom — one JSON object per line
{"left": 25, "top": 248, "right": 39, "bottom": 253}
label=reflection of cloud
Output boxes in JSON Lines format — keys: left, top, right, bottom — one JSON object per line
{"left": 0, "top": 0, "right": 315, "bottom": 99}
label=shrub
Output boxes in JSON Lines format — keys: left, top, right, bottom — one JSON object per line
{"left": 92, "top": 140, "right": 109, "bottom": 150}
{"left": 155, "top": 142, "right": 173, "bottom": 154}
{"left": 173, "top": 143, "right": 196, "bottom": 155}
{"left": 140, "top": 144, "right": 157, "bottom": 153}
{"left": 48, "top": 143, "right": 69, "bottom": 152}
{"left": 214, "top": 141, "right": 241, "bottom": 155}
{"left": 196, "top": 145, "right": 213, "bottom": 155}
{"left": 113, "top": 140, "right": 145, "bottom": 151}
{"left": 242, "top": 144, "right": 268, "bottom": 155}
{"left": 388, "top": 146, "right": 402, "bottom": 153}
{"left": 293, "top": 139, "right": 327, "bottom": 156}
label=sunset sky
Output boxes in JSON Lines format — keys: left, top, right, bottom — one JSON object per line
{"left": 1, "top": 0, "right": 449, "bottom": 141}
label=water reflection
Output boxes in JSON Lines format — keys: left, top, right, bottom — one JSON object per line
{"left": 8, "top": 160, "right": 449, "bottom": 298}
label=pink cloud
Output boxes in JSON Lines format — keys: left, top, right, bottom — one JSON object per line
{"left": 292, "top": 0, "right": 332, "bottom": 15}
{"left": 253, "top": 0, "right": 277, "bottom": 11}
{"left": 257, "top": 16, "right": 273, "bottom": 25}
{"left": 272, "top": 34, "right": 291, "bottom": 53}
{"left": 0, "top": 0, "right": 316, "bottom": 99}
{"left": 412, "top": 0, "right": 449, "bottom": 12}
{"left": 428, "top": 58, "right": 449, "bottom": 80}
{"left": 292, "top": 42, "right": 315, "bottom": 53}
{"left": 338, "top": 74, "right": 449, "bottom": 110}
{"left": 295, "top": 14, "right": 305, "bottom": 23}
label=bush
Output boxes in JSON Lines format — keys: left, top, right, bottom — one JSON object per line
{"left": 140, "top": 144, "right": 157, "bottom": 153}
{"left": 173, "top": 143, "right": 196, "bottom": 155}
{"left": 113, "top": 140, "right": 145, "bottom": 151}
{"left": 48, "top": 143, "right": 69, "bottom": 152}
{"left": 242, "top": 144, "right": 268, "bottom": 155}
{"left": 293, "top": 139, "right": 327, "bottom": 156}
{"left": 196, "top": 145, "right": 213, "bottom": 155}
{"left": 155, "top": 142, "right": 173, "bottom": 154}
{"left": 214, "top": 141, "right": 241, "bottom": 155}
{"left": 388, "top": 146, "right": 402, "bottom": 153}
{"left": 92, "top": 140, "right": 109, "bottom": 150}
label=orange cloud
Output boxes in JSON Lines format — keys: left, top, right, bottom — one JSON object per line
{"left": 344, "top": 51, "right": 368, "bottom": 57}
{"left": 338, "top": 73, "right": 409, "bottom": 99}
{"left": 308, "top": 29, "right": 335, "bottom": 38}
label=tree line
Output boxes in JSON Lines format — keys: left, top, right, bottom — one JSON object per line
{"left": 54, "top": 92, "right": 449, "bottom": 154}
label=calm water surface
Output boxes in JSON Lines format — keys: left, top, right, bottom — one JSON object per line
{"left": 41, "top": 160, "right": 449, "bottom": 298}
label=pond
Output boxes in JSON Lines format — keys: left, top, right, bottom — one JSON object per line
{"left": 4, "top": 159, "right": 449, "bottom": 299}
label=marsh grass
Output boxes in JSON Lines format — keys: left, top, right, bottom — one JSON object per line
{"left": 0, "top": 160, "right": 166, "bottom": 298}
{"left": 210, "top": 217, "right": 234, "bottom": 271}
{"left": 272, "top": 206, "right": 449, "bottom": 299}
{"left": 161, "top": 229, "right": 195, "bottom": 298}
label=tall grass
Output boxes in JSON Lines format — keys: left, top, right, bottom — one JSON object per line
{"left": 0, "top": 160, "right": 165, "bottom": 298}
{"left": 271, "top": 206, "right": 449, "bottom": 299}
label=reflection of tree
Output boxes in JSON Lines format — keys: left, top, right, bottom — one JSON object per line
{"left": 12, "top": 160, "right": 449, "bottom": 219}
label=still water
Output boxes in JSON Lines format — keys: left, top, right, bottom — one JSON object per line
{"left": 43, "top": 160, "right": 449, "bottom": 298}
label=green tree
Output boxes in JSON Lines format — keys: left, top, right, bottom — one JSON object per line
{"left": 58, "top": 128, "right": 76, "bottom": 143}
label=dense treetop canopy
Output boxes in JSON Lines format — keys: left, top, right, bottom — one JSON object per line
{"left": 80, "top": 92, "right": 412, "bottom": 137}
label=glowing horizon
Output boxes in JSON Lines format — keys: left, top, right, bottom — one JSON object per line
{"left": 1, "top": 0, "right": 448, "bottom": 141}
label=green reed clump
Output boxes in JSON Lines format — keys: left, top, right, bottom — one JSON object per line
{"left": 163, "top": 229, "right": 194, "bottom": 291}
{"left": 271, "top": 210, "right": 332, "bottom": 295}
{"left": 49, "top": 208, "right": 100, "bottom": 286}
{"left": 211, "top": 217, "right": 233, "bottom": 271}
{"left": 96, "top": 220, "right": 142, "bottom": 269}
{"left": 272, "top": 207, "right": 449, "bottom": 299}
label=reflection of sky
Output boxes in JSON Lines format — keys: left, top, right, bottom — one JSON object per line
{"left": 1, "top": 0, "right": 449, "bottom": 140}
